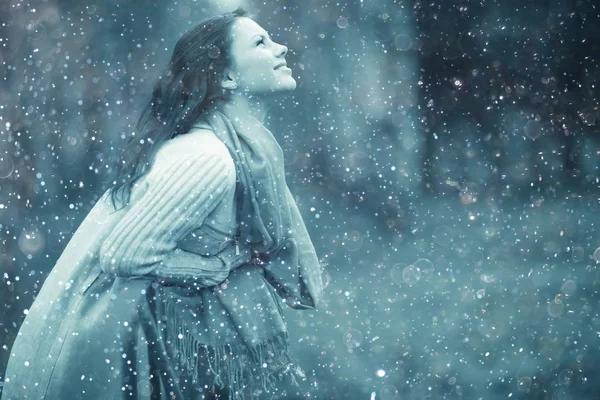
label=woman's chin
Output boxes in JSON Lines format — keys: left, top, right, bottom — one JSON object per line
{"left": 277, "top": 76, "right": 296, "bottom": 90}
{"left": 284, "top": 80, "right": 297, "bottom": 91}
{"left": 268, "top": 80, "right": 297, "bottom": 94}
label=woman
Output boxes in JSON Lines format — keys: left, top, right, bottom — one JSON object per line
{"left": 1, "top": 7, "right": 323, "bottom": 400}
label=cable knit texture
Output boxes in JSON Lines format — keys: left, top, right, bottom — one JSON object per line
{"left": 98, "top": 150, "right": 250, "bottom": 286}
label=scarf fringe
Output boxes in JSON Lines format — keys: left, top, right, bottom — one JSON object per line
{"left": 164, "top": 296, "right": 301, "bottom": 400}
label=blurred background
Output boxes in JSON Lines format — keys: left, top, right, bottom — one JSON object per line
{"left": 1, "top": 0, "right": 600, "bottom": 398}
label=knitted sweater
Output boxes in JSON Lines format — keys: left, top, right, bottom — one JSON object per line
{"left": 99, "top": 128, "right": 253, "bottom": 285}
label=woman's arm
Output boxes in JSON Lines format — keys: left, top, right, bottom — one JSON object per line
{"left": 152, "top": 243, "right": 252, "bottom": 287}
{"left": 98, "top": 150, "right": 250, "bottom": 287}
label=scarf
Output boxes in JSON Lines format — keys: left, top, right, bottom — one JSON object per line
{"left": 159, "top": 101, "right": 324, "bottom": 399}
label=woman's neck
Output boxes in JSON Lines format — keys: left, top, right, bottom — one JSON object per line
{"left": 220, "top": 92, "right": 268, "bottom": 124}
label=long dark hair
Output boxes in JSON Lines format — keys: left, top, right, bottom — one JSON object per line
{"left": 103, "top": 6, "right": 251, "bottom": 211}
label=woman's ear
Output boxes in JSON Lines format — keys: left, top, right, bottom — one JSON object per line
{"left": 221, "top": 72, "right": 238, "bottom": 90}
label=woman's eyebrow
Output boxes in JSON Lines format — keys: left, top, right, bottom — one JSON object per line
{"left": 251, "top": 32, "right": 272, "bottom": 41}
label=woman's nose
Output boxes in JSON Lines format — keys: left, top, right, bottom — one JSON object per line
{"left": 277, "top": 43, "right": 288, "bottom": 57}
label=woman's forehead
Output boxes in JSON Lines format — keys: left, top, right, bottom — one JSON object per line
{"left": 230, "top": 17, "right": 269, "bottom": 41}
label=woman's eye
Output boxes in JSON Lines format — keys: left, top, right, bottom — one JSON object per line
{"left": 256, "top": 38, "right": 265, "bottom": 46}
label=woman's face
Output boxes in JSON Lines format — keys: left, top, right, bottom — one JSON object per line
{"left": 225, "top": 17, "right": 296, "bottom": 96}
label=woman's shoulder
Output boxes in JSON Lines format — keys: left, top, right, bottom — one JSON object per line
{"left": 161, "top": 127, "right": 230, "bottom": 158}
{"left": 153, "top": 127, "right": 234, "bottom": 171}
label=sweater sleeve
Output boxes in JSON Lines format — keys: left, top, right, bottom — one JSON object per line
{"left": 98, "top": 151, "right": 250, "bottom": 287}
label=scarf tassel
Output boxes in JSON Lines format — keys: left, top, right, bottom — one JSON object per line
{"left": 164, "top": 296, "right": 301, "bottom": 399}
